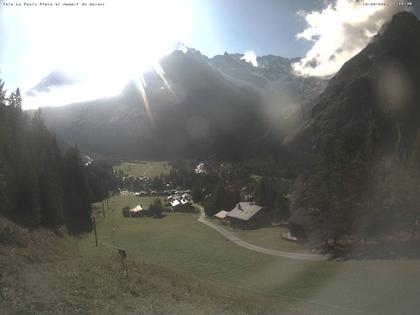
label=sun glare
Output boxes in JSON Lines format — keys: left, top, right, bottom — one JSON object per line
{"left": 4, "top": 0, "right": 193, "bottom": 108}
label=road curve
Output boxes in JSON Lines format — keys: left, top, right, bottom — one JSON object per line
{"left": 196, "top": 205, "right": 329, "bottom": 261}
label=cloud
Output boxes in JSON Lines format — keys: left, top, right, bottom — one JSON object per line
{"left": 293, "top": 0, "right": 405, "bottom": 77}
{"left": 241, "top": 51, "right": 258, "bottom": 67}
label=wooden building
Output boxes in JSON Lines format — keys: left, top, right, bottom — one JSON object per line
{"left": 226, "top": 202, "right": 266, "bottom": 229}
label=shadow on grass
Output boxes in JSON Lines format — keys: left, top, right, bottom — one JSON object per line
{"left": 325, "top": 239, "right": 420, "bottom": 260}
{"left": 152, "top": 214, "right": 167, "bottom": 219}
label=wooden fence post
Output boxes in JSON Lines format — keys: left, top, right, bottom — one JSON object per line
{"left": 92, "top": 216, "right": 98, "bottom": 247}
{"left": 102, "top": 202, "right": 106, "bottom": 218}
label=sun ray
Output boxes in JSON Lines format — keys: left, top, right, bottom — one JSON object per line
{"left": 135, "top": 75, "right": 155, "bottom": 129}
{"left": 12, "top": 0, "right": 193, "bottom": 108}
{"left": 153, "top": 63, "right": 176, "bottom": 97}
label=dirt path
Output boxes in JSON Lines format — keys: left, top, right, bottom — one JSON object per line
{"left": 196, "top": 205, "right": 329, "bottom": 261}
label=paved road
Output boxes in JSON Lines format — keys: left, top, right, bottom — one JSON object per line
{"left": 196, "top": 205, "right": 329, "bottom": 261}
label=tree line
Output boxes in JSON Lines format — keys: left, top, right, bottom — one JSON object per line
{"left": 290, "top": 124, "right": 420, "bottom": 245}
{"left": 160, "top": 160, "right": 292, "bottom": 222}
{"left": 165, "top": 125, "right": 420, "bottom": 248}
{"left": 0, "top": 80, "right": 115, "bottom": 235}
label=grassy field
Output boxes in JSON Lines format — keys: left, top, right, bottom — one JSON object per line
{"left": 93, "top": 195, "right": 168, "bottom": 213}
{"left": 208, "top": 218, "right": 311, "bottom": 252}
{"left": 1, "top": 217, "right": 296, "bottom": 315}
{"left": 113, "top": 161, "right": 171, "bottom": 178}
{"left": 80, "top": 195, "right": 420, "bottom": 315}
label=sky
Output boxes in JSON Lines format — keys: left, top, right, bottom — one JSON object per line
{"left": 187, "top": 0, "right": 325, "bottom": 58}
{"left": 0, "top": 0, "right": 418, "bottom": 108}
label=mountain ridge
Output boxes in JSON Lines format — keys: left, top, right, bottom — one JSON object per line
{"left": 31, "top": 48, "right": 327, "bottom": 160}
{"left": 285, "top": 11, "right": 420, "bottom": 157}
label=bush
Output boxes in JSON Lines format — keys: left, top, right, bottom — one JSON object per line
{"left": 0, "top": 218, "right": 31, "bottom": 247}
{"left": 122, "top": 206, "right": 130, "bottom": 217}
{"left": 148, "top": 199, "right": 163, "bottom": 218}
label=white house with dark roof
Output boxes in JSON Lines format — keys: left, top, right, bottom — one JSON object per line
{"left": 169, "top": 193, "right": 193, "bottom": 211}
{"left": 129, "top": 204, "right": 145, "bottom": 217}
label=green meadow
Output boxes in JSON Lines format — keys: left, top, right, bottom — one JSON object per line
{"left": 80, "top": 195, "right": 420, "bottom": 315}
{"left": 113, "top": 161, "right": 172, "bottom": 178}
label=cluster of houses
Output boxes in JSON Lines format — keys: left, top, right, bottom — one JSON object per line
{"left": 194, "top": 162, "right": 208, "bottom": 174}
{"left": 123, "top": 188, "right": 194, "bottom": 218}
{"left": 124, "top": 189, "right": 307, "bottom": 243}
{"left": 167, "top": 191, "right": 193, "bottom": 211}
{"left": 119, "top": 188, "right": 191, "bottom": 198}
{"left": 133, "top": 191, "right": 159, "bottom": 197}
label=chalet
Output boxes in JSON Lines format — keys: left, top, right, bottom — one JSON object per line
{"left": 129, "top": 204, "right": 145, "bottom": 217}
{"left": 170, "top": 199, "right": 181, "bottom": 209}
{"left": 226, "top": 202, "right": 267, "bottom": 229}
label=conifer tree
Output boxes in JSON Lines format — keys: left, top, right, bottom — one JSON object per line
{"left": 0, "top": 79, "right": 117, "bottom": 234}
{"left": 63, "top": 147, "right": 92, "bottom": 234}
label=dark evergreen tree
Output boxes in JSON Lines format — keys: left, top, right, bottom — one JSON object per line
{"left": 0, "top": 163, "right": 9, "bottom": 217}
{"left": 307, "top": 134, "right": 353, "bottom": 245}
{"left": 0, "top": 80, "right": 103, "bottom": 234}
{"left": 192, "top": 186, "right": 204, "bottom": 203}
{"left": 148, "top": 198, "right": 163, "bottom": 218}
{"left": 204, "top": 180, "right": 239, "bottom": 217}
{"left": 63, "top": 147, "right": 92, "bottom": 234}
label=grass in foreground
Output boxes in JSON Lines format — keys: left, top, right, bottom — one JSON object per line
{"left": 0, "top": 217, "right": 300, "bottom": 315}
{"left": 79, "top": 195, "right": 420, "bottom": 315}
{"left": 113, "top": 161, "right": 171, "bottom": 178}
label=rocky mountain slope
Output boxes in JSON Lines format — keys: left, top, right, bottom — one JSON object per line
{"left": 285, "top": 11, "right": 420, "bottom": 156}
{"left": 34, "top": 48, "right": 326, "bottom": 160}
{"left": 39, "top": 51, "right": 268, "bottom": 160}
{"left": 26, "top": 69, "right": 78, "bottom": 96}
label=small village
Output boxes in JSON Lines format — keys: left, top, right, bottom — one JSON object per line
{"left": 114, "top": 161, "right": 305, "bottom": 247}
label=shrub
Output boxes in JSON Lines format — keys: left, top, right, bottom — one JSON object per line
{"left": 122, "top": 206, "right": 131, "bottom": 217}
{"left": 148, "top": 199, "right": 163, "bottom": 218}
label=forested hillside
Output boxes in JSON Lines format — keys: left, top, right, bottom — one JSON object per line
{"left": 281, "top": 12, "right": 420, "bottom": 246}
{"left": 0, "top": 80, "right": 114, "bottom": 234}
{"left": 286, "top": 12, "right": 420, "bottom": 157}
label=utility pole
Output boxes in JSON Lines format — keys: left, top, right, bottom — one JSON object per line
{"left": 92, "top": 216, "right": 98, "bottom": 247}
{"left": 102, "top": 201, "right": 106, "bottom": 218}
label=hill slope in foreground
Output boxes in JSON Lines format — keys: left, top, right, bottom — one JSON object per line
{"left": 0, "top": 218, "right": 299, "bottom": 315}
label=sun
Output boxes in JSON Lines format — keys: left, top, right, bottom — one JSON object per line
{"left": 6, "top": 0, "right": 193, "bottom": 108}
{"left": 78, "top": 0, "right": 192, "bottom": 79}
